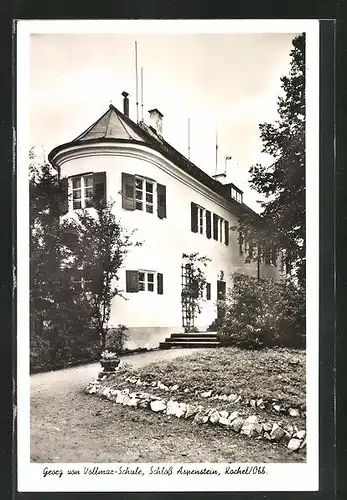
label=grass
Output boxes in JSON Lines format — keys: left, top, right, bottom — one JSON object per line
{"left": 126, "top": 347, "right": 306, "bottom": 407}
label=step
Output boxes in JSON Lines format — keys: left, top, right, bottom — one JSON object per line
{"left": 159, "top": 341, "right": 221, "bottom": 349}
{"left": 170, "top": 333, "right": 217, "bottom": 339}
{"left": 167, "top": 336, "right": 217, "bottom": 342}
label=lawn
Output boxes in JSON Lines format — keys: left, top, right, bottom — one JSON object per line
{"left": 124, "top": 347, "right": 306, "bottom": 407}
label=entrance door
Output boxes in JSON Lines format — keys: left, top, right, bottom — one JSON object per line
{"left": 216, "top": 280, "right": 226, "bottom": 319}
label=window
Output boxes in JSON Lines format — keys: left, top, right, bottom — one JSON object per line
{"left": 135, "top": 177, "right": 154, "bottom": 213}
{"left": 126, "top": 270, "right": 164, "bottom": 294}
{"left": 230, "top": 187, "right": 243, "bottom": 203}
{"left": 122, "top": 173, "right": 167, "bottom": 218}
{"left": 138, "top": 271, "right": 155, "bottom": 292}
{"left": 213, "top": 213, "right": 229, "bottom": 245}
{"left": 71, "top": 174, "right": 93, "bottom": 210}
{"left": 197, "top": 206, "right": 205, "bottom": 234}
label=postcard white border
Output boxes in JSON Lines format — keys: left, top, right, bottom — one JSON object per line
{"left": 17, "top": 19, "right": 320, "bottom": 492}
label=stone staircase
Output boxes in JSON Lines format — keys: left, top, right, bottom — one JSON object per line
{"left": 159, "top": 332, "right": 220, "bottom": 349}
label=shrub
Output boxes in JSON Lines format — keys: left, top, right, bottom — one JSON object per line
{"left": 105, "top": 324, "right": 129, "bottom": 354}
{"left": 216, "top": 273, "right": 305, "bottom": 349}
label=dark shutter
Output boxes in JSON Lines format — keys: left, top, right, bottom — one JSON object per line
{"left": 157, "top": 184, "right": 167, "bottom": 219}
{"left": 58, "top": 177, "right": 69, "bottom": 215}
{"left": 191, "top": 202, "right": 198, "bottom": 233}
{"left": 206, "top": 282, "right": 211, "bottom": 300}
{"left": 224, "top": 220, "right": 229, "bottom": 246}
{"left": 126, "top": 270, "right": 139, "bottom": 292}
{"left": 93, "top": 172, "right": 107, "bottom": 207}
{"left": 206, "top": 210, "right": 211, "bottom": 239}
{"left": 157, "top": 273, "right": 164, "bottom": 294}
{"left": 213, "top": 213, "right": 218, "bottom": 240}
{"left": 122, "top": 173, "right": 135, "bottom": 210}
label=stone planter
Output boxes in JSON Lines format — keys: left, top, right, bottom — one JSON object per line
{"left": 100, "top": 358, "right": 120, "bottom": 373}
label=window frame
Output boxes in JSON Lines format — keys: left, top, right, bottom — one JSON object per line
{"left": 134, "top": 176, "right": 156, "bottom": 214}
{"left": 69, "top": 173, "right": 94, "bottom": 211}
{"left": 138, "top": 270, "right": 157, "bottom": 292}
{"left": 197, "top": 205, "right": 206, "bottom": 235}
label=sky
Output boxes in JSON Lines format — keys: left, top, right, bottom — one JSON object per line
{"left": 29, "top": 32, "right": 299, "bottom": 212}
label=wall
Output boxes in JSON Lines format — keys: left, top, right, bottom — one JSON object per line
{"left": 57, "top": 143, "right": 281, "bottom": 348}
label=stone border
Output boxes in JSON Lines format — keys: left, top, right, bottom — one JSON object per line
{"left": 85, "top": 377, "right": 306, "bottom": 452}
{"left": 99, "top": 367, "right": 306, "bottom": 419}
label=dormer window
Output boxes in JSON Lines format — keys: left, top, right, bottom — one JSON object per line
{"left": 230, "top": 187, "right": 243, "bottom": 203}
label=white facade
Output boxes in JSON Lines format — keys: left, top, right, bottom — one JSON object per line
{"left": 49, "top": 105, "right": 281, "bottom": 349}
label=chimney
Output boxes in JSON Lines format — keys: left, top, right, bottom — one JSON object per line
{"left": 148, "top": 108, "right": 163, "bottom": 136}
{"left": 122, "top": 91, "right": 129, "bottom": 117}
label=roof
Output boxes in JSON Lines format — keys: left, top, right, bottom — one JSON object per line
{"left": 48, "top": 104, "right": 259, "bottom": 219}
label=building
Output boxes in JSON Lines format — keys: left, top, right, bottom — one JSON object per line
{"left": 48, "top": 92, "right": 281, "bottom": 349}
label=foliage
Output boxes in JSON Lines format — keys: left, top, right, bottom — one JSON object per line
{"left": 61, "top": 203, "right": 141, "bottom": 350}
{"left": 181, "top": 252, "right": 211, "bottom": 330}
{"left": 236, "top": 34, "right": 306, "bottom": 287}
{"left": 216, "top": 273, "right": 305, "bottom": 349}
{"left": 104, "top": 324, "right": 129, "bottom": 354}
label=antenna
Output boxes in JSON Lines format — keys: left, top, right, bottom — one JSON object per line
{"left": 141, "top": 67, "right": 144, "bottom": 122}
{"left": 188, "top": 118, "right": 191, "bottom": 160}
{"left": 215, "top": 127, "right": 218, "bottom": 175}
{"left": 135, "top": 41, "right": 139, "bottom": 123}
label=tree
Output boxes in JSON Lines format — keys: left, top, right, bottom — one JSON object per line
{"left": 61, "top": 202, "right": 141, "bottom": 351}
{"left": 239, "top": 33, "right": 305, "bottom": 287}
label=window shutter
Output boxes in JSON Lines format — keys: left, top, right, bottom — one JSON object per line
{"left": 122, "top": 173, "right": 136, "bottom": 210}
{"left": 213, "top": 213, "right": 218, "bottom": 240}
{"left": 93, "top": 172, "right": 107, "bottom": 207}
{"left": 191, "top": 202, "right": 198, "bottom": 233}
{"left": 224, "top": 220, "right": 229, "bottom": 246}
{"left": 157, "top": 273, "right": 164, "bottom": 294}
{"left": 126, "top": 270, "right": 139, "bottom": 292}
{"left": 58, "top": 177, "right": 69, "bottom": 215}
{"left": 206, "top": 210, "right": 211, "bottom": 239}
{"left": 157, "top": 184, "right": 167, "bottom": 219}
{"left": 206, "top": 282, "right": 211, "bottom": 300}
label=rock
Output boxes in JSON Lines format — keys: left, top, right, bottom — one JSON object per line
{"left": 171, "top": 384, "right": 179, "bottom": 391}
{"left": 116, "top": 393, "right": 125, "bottom": 404}
{"left": 270, "top": 423, "right": 285, "bottom": 441}
{"left": 122, "top": 394, "right": 131, "bottom": 406}
{"left": 219, "top": 410, "right": 229, "bottom": 419}
{"left": 284, "top": 424, "right": 294, "bottom": 436}
{"left": 201, "top": 390, "right": 212, "bottom": 398}
{"left": 108, "top": 389, "right": 120, "bottom": 401}
{"left": 256, "top": 398, "right": 264, "bottom": 407}
{"left": 263, "top": 422, "right": 272, "bottom": 433}
{"left": 288, "top": 438, "right": 302, "bottom": 451}
{"left": 241, "top": 422, "right": 263, "bottom": 438}
{"left": 139, "top": 400, "right": 150, "bottom": 409}
{"left": 219, "top": 417, "right": 230, "bottom": 426}
{"left": 300, "top": 438, "right": 307, "bottom": 449}
{"left": 273, "top": 404, "right": 281, "bottom": 413}
{"left": 209, "top": 411, "right": 220, "bottom": 424}
{"left": 288, "top": 408, "right": 300, "bottom": 417}
{"left": 294, "top": 430, "right": 306, "bottom": 440}
{"left": 233, "top": 395, "right": 241, "bottom": 404}
{"left": 264, "top": 432, "right": 271, "bottom": 440}
{"left": 220, "top": 394, "right": 228, "bottom": 401}
{"left": 175, "top": 403, "right": 187, "bottom": 418}
{"left": 228, "top": 411, "right": 239, "bottom": 423}
{"left": 244, "top": 415, "right": 259, "bottom": 425}
{"left": 230, "top": 417, "right": 244, "bottom": 433}
{"left": 194, "top": 411, "right": 209, "bottom": 424}
{"left": 150, "top": 400, "right": 166, "bottom": 412}
{"left": 86, "top": 385, "right": 97, "bottom": 394}
{"left": 185, "top": 404, "right": 200, "bottom": 419}
{"left": 151, "top": 381, "right": 157, "bottom": 387}
{"left": 166, "top": 400, "right": 180, "bottom": 416}
{"left": 136, "top": 379, "right": 142, "bottom": 386}
{"left": 281, "top": 432, "right": 292, "bottom": 446}
{"left": 227, "top": 394, "right": 238, "bottom": 403}
{"left": 127, "top": 398, "right": 139, "bottom": 407}
{"left": 250, "top": 399, "right": 256, "bottom": 408}
{"left": 184, "top": 388, "right": 190, "bottom": 393}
